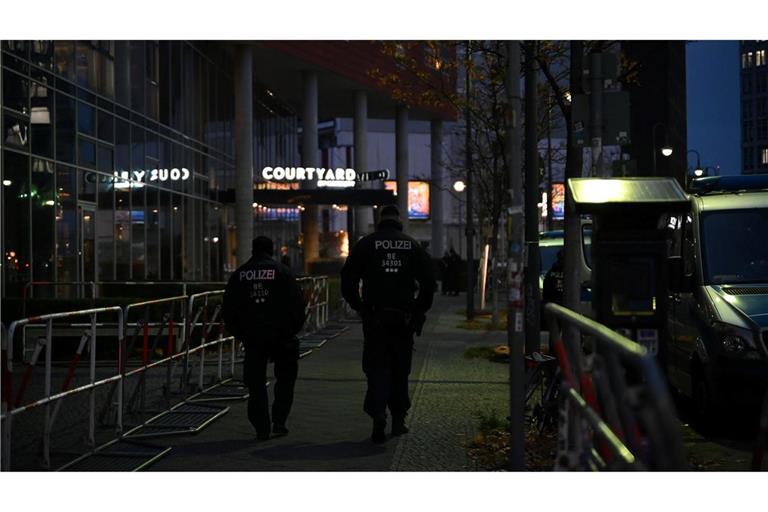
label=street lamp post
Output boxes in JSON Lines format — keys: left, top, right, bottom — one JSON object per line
{"left": 687, "top": 149, "right": 703, "bottom": 177}
{"left": 652, "top": 122, "right": 673, "bottom": 176}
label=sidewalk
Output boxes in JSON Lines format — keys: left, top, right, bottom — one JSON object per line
{"left": 148, "top": 294, "right": 509, "bottom": 471}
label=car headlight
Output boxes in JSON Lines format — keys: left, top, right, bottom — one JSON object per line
{"left": 712, "top": 322, "right": 759, "bottom": 357}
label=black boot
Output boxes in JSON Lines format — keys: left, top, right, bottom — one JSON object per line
{"left": 391, "top": 415, "right": 409, "bottom": 436}
{"left": 371, "top": 418, "right": 387, "bottom": 443}
{"left": 273, "top": 423, "right": 289, "bottom": 435}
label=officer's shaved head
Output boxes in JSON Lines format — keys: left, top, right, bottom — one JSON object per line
{"left": 252, "top": 236, "right": 274, "bottom": 256}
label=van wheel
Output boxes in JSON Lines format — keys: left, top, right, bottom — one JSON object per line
{"left": 691, "top": 367, "right": 719, "bottom": 428}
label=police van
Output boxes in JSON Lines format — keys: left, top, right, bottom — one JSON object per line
{"left": 665, "top": 175, "right": 768, "bottom": 417}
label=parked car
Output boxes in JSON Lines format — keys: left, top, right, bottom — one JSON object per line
{"left": 665, "top": 175, "right": 768, "bottom": 417}
{"left": 539, "top": 226, "right": 593, "bottom": 318}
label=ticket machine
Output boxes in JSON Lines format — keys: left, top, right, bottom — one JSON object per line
{"left": 568, "top": 178, "right": 690, "bottom": 360}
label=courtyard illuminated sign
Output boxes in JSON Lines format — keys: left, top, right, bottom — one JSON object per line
{"left": 261, "top": 167, "right": 356, "bottom": 188}
{"left": 113, "top": 168, "right": 191, "bottom": 189}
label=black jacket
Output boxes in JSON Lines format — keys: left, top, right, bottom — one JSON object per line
{"left": 222, "top": 254, "right": 307, "bottom": 345}
{"left": 341, "top": 219, "right": 436, "bottom": 315}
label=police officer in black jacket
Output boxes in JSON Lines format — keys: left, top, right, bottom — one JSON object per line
{"left": 222, "top": 236, "right": 307, "bottom": 440}
{"left": 341, "top": 205, "right": 436, "bottom": 443}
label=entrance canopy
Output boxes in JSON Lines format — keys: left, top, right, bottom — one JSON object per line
{"left": 218, "top": 188, "right": 396, "bottom": 206}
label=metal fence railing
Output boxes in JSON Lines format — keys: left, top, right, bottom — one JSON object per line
{"left": 2, "top": 274, "right": 336, "bottom": 471}
{"left": 1, "top": 306, "right": 125, "bottom": 470}
{"left": 297, "top": 276, "right": 329, "bottom": 333}
{"left": 184, "top": 291, "right": 230, "bottom": 393}
{"left": 544, "top": 302, "right": 686, "bottom": 471}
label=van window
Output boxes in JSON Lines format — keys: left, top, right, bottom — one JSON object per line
{"left": 700, "top": 208, "right": 768, "bottom": 284}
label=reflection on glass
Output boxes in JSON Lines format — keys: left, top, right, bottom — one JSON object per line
{"left": 31, "top": 40, "right": 54, "bottom": 70}
{"left": 3, "top": 69, "right": 29, "bottom": 114}
{"left": 3, "top": 151, "right": 30, "bottom": 295}
{"left": 31, "top": 159, "right": 55, "bottom": 284}
{"left": 55, "top": 93, "right": 76, "bottom": 163}
{"left": 160, "top": 191, "right": 171, "bottom": 279}
{"left": 54, "top": 42, "right": 75, "bottom": 80}
{"left": 4, "top": 115, "right": 29, "bottom": 148}
{"left": 31, "top": 80, "right": 53, "bottom": 157}
{"left": 96, "top": 175, "right": 114, "bottom": 281}
{"left": 131, "top": 186, "right": 145, "bottom": 279}
{"left": 146, "top": 187, "right": 160, "bottom": 279}
{"left": 115, "top": 185, "right": 131, "bottom": 280}
{"left": 56, "top": 165, "right": 77, "bottom": 289}
{"left": 78, "top": 138, "right": 96, "bottom": 168}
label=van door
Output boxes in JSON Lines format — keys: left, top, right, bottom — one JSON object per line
{"left": 671, "top": 214, "right": 699, "bottom": 396}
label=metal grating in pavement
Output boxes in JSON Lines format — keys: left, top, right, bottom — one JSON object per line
{"left": 58, "top": 440, "right": 171, "bottom": 472}
{"left": 187, "top": 380, "right": 250, "bottom": 403}
{"left": 300, "top": 336, "right": 327, "bottom": 349}
{"left": 123, "top": 402, "right": 229, "bottom": 439}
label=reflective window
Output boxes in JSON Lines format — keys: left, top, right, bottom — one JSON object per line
{"left": 31, "top": 158, "right": 55, "bottom": 282}
{"left": 171, "top": 193, "right": 182, "bottom": 280}
{"left": 146, "top": 187, "right": 160, "bottom": 279}
{"left": 3, "top": 115, "right": 29, "bottom": 149}
{"left": 131, "top": 126, "right": 145, "bottom": 170}
{"left": 78, "top": 101, "right": 95, "bottom": 135}
{"left": 114, "top": 42, "right": 130, "bottom": 107}
{"left": 160, "top": 190, "right": 171, "bottom": 279}
{"left": 4, "top": 41, "right": 28, "bottom": 58}
{"left": 701, "top": 209, "right": 768, "bottom": 285}
{"left": 3, "top": 69, "right": 29, "bottom": 114}
{"left": 79, "top": 169, "right": 97, "bottom": 203}
{"left": 130, "top": 42, "right": 146, "bottom": 114}
{"left": 55, "top": 92, "right": 76, "bottom": 163}
{"left": 131, "top": 186, "right": 145, "bottom": 279}
{"left": 31, "top": 40, "right": 54, "bottom": 70}
{"left": 97, "top": 109, "right": 114, "bottom": 143}
{"left": 97, "top": 175, "right": 114, "bottom": 280}
{"left": 56, "top": 165, "right": 77, "bottom": 284}
{"left": 115, "top": 184, "right": 131, "bottom": 280}
{"left": 78, "top": 138, "right": 96, "bottom": 168}
{"left": 3, "top": 150, "right": 30, "bottom": 294}
{"left": 31, "top": 80, "right": 54, "bottom": 157}
{"left": 54, "top": 41, "right": 75, "bottom": 80}
{"left": 98, "top": 145, "right": 113, "bottom": 173}
{"left": 115, "top": 118, "right": 130, "bottom": 171}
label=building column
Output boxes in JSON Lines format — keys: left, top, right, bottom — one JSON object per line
{"left": 430, "top": 119, "right": 444, "bottom": 257}
{"left": 395, "top": 105, "right": 409, "bottom": 230}
{"left": 353, "top": 91, "right": 370, "bottom": 239}
{"left": 234, "top": 45, "right": 254, "bottom": 266}
{"left": 301, "top": 70, "right": 320, "bottom": 273}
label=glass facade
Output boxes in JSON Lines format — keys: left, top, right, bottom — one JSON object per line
{"left": 2, "top": 41, "right": 238, "bottom": 295}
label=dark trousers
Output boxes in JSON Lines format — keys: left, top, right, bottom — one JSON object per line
{"left": 362, "top": 320, "right": 414, "bottom": 421}
{"left": 243, "top": 341, "right": 299, "bottom": 434}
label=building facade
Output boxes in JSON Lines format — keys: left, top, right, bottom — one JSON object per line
{"left": 1, "top": 40, "right": 456, "bottom": 295}
{"left": 740, "top": 40, "right": 768, "bottom": 173}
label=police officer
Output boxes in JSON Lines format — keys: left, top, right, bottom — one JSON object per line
{"left": 543, "top": 249, "right": 565, "bottom": 305}
{"left": 341, "top": 205, "right": 436, "bottom": 443}
{"left": 222, "top": 236, "right": 306, "bottom": 440}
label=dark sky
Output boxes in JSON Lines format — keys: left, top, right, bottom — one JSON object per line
{"left": 686, "top": 40, "right": 741, "bottom": 175}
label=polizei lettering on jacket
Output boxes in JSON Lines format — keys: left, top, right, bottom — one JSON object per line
{"left": 239, "top": 269, "right": 276, "bottom": 281}
{"left": 374, "top": 240, "right": 412, "bottom": 250}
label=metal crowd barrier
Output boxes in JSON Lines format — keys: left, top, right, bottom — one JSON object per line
{"left": 118, "top": 296, "right": 188, "bottom": 421}
{"left": 1, "top": 306, "right": 125, "bottom": 471}
{"left": 297, "top": 276, "right": 329, "bottom": 333}
{"left": 183, "top": 291, "right": 239, "bottom": 395}
{"left": 2, "top": 275, "right": 337, "bottom": 471}
{"left": 545, "top": 302, "right": 686, "bottom": 471}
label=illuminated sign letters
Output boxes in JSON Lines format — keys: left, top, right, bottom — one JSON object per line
{"left": 261, "top": 167, "right": 356, "bottom": 188}
{"left": 113, "top": 168, "right": 191, "bottom": 188}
